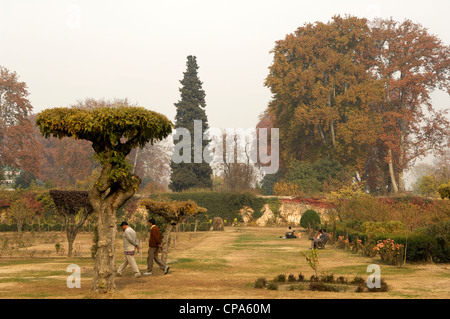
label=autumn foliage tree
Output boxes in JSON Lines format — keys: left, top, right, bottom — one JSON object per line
{"left": 370, "top": 18, "right": 450, "bottom": 192}
{"left": 264, "top": 15, "right": 449, "bottom": 194}
{"left": 36, "top": 100, "right": 172, "bottom": 294}
{"left": 0, "top": 66, "right": 40, "bottom": 176}
{"left": 7, "top": 189, "right": 42, "bottom": 232}
{"left": 265, "top": 16, "right": 383, "bottom": 187}
{"left": 31, "top": 114, "right": 96, "bottom": 188}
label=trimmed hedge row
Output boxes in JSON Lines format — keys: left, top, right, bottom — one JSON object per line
{"left": 333, "top": 221, "right": 450, "bottom": 263}
{"left": 0, "top": 223, "right": 95, "bottom": 232}
{"left": 148, "top": 191, "right": 268, "bottom": 225}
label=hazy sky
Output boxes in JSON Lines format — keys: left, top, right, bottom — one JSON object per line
{"left": 1, "top": 0, "right": 449, "bottom": 131}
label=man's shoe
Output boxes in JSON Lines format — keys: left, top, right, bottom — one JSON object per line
{"left": 164, "top": 265, "right": 170, "bottom": 275}
{"left": 143, "top": 272, "right": 152, "bottom": 275}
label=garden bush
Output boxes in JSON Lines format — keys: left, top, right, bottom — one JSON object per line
{"left": 360, "top": 221, "right": 406, "bottom": 236}
{"left": 300, "top": 209, "right": 321, "bottom": 229}
{"left": 0, "top": 224, "right": 14, "bottom": 232}
{"left": 437, "top": 183, "right": 450, "bottom": 199}
{"left": 254, "top": 278, "right": 267, "bottom": 289}
{"left": 367, "top": 225, "right": 449, "bottom": 263}
{"left": 148, "top": 191, "right": 266, "bottom": 227}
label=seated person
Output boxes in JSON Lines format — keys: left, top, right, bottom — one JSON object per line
{"left": 285, "top": 226, "right": 297, "bottom": 238}
{"left": 310, "top": 229, "right": 328, "bottom": 249}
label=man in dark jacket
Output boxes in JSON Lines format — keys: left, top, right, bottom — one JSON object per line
{"left": 310, "top": 229, "right": 329, "bottom": 249}
{"left": 143, "top": 218, "right": 169, "bottom": 275}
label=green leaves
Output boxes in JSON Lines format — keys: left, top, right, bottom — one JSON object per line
{"left": 36, "top": 105, "right": 173, "bottom": 185}
{"left": 36, "top": 106, "right": 173, "bottom": 146}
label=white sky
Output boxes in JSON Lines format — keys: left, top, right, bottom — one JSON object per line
{"left": 0, "top": 1, "right": 449, "bottom": 188}
{"left": 1, "top": 0, "right": 449, "bottom": 130}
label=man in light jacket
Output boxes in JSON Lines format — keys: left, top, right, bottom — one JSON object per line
{"left": 116, "top": 221, "right": 141, "bottom": 278}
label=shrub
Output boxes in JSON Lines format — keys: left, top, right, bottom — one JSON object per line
{"left": 373, "top": 238, "right": 405, "bottom": 265}
{"left": 288, "top": 274, "right": 297, "bottom": 282}
{"left": 254, "top": 278, "right": 267, "bottom": 289}
{"left": 352, "top": 276, "right": 365, "bottom": 285}
{"left": 319, "top": 273, "right": 335, "bottom": 283}
{"left": 367, "top": 278, "right": 389, "bottom": 292}
{"left": 360, "top": 221, "right": 406, "bottom": 235}
{"left": 309, "top": 281, "right": 338, "bottom": 292}
{"left": 420, "top": 221, "right": 450, "bottom": 263}
{"left": 267, "top": 282, "right": 278, "bottom": 290}
{"left": 273, "top": 181, "right": 303, "bottom": 197}
{"left": 298, "top": 273, "right": 305, "bottom": 282}
{"left": 337, "top": 276, "right": 347, "bottom": 284}
{"left": 0, "top": 224, "right": 13, "bottom": 232}
{"left": 300, "top": 209, "right": 321, "bottom": 229}
{"left": 274, "top": 274, "right": 286, "bottom": 282}
{"left": 355, "top": 285, "right": 365, "bottom": 293}
{"left": 437, "top": 183, "right": 450, "bottom": 199}
{"left": 149, "top": 191, "right": 266, "bottom": 228}
{"left": 371, "top": 231, "right": 446, "bottom": 263}
{"left": 51, "top": 223, "right": 63, "bottom": 231}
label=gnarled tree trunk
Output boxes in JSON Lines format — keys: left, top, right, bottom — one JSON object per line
{"left": 89, "top": 164, "right": 140, "bottom": 294}
{"left": 161, "top": 223, "right": 174, "bottom": 265}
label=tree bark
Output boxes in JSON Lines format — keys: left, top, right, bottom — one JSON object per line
{"left": 67, "top": 232, "right": 75, "bottom": 257}
{"left": 161, "top": 223, "right": 174, "bottom": 265}
{"left": 398, "top": 128, "right": 406, "bottom": 192}
{"left": 89, "top": 164, "right": 140, "bottom": 294}
{"left": 388, "top": 149, "right": 399, "bottom": 193}
{"left": 17, "top": 220, "right": 23, "bottom": 233}
{"left": 330, "top": 120, "right": 336, "bottom": 148}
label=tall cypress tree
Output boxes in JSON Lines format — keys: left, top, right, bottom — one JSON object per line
{"left": 169, "top": 55, "right": 213, "bottom": 192}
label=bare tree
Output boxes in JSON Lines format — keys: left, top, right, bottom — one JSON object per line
{"left": 216, "top": 130, "right": 258, "bottom": 191}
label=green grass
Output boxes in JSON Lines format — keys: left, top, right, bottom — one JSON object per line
{"left": 327, "top": 264, "right": 373, "bottom": 275}
{"left": 0, "top": 257, "right": 94, "bottom": 268}
{"left": 171, "top": 257, "right": 230, "bottom": 271}
{"left": 0, "top": 258, "right": 56, "bottom": 267}
{"left": 0, "top": 269, "right": 69, "bottom": 284}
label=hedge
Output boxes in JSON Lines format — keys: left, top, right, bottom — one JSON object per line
{"left": 0, "top": 223, "right": 94, "bottom": 232}
{"left": 334, "top": 221, "right": 450, "bottom": 263}
{"left": 148, "top": 191, "right": 267, "bottom": 225}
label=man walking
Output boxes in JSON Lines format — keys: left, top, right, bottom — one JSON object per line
{"left": 143, "top": 218, "right": 170, "bottom": 275}
{"left": 117, "top": 221, "right": 141, "bottom": 278}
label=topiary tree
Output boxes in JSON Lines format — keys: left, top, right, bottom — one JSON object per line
{"left": 139, "top": 199, "right": 206, "bottom": 264}
{"left": 300, "top": 209, "right": 321, "bottom": 230}
{"left": 36, "top": 103, "right": 172, "bottom": 294}
{"left": 49, "top": 190, "right": 93, "bottom": 257}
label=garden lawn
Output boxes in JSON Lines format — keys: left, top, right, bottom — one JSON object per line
{"left": 0, "top": 227, "right": 448, "bottom": 299}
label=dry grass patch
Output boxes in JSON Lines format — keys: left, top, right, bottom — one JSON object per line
{"left": 0, "top": 227, "right": 448, "bottom": 299}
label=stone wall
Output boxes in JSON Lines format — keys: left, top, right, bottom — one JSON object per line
{"left": 240, "top": 198, "right": 330, "bottom": 227}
